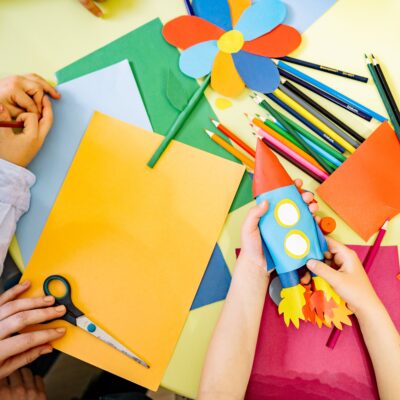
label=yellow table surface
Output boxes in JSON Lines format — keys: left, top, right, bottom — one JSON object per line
{"left": 1, "top": 0, "right": 399, "bottom": 398}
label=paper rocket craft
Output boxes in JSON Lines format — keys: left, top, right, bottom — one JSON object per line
{"left": 254, "top": 140, "right": 352, "bottom": 328}
{"left": 163, "top": 0, "right": 301, "bottom": 97}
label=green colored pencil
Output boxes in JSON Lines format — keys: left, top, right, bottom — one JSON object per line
{"left": 365, "top": 54, "right": 400, "bottom": 139}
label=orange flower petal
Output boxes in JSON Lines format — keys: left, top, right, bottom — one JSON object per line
{"left": 243, "top": 24, "right": 302, "bottom": 58}
{"left": 163, "top": 16, "right": 225, "bottom": 50}
{"left": 228, "top": 0, "right": 251, "bottom": 26}
{"left": 211, "top": 52, "right": 245, "bottom": 97}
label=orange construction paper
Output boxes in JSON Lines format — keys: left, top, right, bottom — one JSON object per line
{"left": 211, "top": 52, "right": 245, "bottom": 97}
{"left": 317, "top": 122, "right": 400, "bottom": 241}
{"left": 163, "top": 15, "right": 224, "bottom": 50}
{"left": 228, "top": 0, "right": 251, "bottom": 26}
{"left": 20, "top": 112, "right": 244, "bottom": 390}
{"left": 243, "top": 24, "right": 301, "bottom": 58}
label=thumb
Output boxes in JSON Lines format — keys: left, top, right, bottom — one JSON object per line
{"left": 307, "top": 259, "right": 341, "bottom": 287}
{"left": 16, "top": 112, "right": 39, "bottom": 139}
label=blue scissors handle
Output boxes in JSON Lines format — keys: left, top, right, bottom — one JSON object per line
{"left": 43, "top": 275, "right": 83, "bottom": 326}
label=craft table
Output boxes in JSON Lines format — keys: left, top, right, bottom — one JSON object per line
{"left": 1, "top": 0, "right": 399, "bottom": 398}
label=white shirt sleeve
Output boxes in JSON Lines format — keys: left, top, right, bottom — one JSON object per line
{"left": 0, "top": 159, "right": 35, "bottom": 276}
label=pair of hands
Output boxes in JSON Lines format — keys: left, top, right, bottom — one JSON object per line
{"left": 240, "top": 179, "right": 379, "bottom": 316}
{"left": 0, "top": 75, "right": 60, "bottom": 167}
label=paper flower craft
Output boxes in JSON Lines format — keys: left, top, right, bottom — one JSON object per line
{"left": 253, "top": 139, "right": 352, "bottom": 329}
{"left": 163, "top": 0, "right": 301, "bottom": 97}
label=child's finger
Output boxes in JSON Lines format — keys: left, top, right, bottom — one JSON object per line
{"left": 294, "top": 178, "right": 303, "bottom": 189}
{"left": 79, "top": 0, "right": 103, "bottom": 17}
{"left": 0, "top": 281, "right": 31, "bottom": 307}
{"left": 308, "top": 203, "right": 318, "bottom": 214}
{"left": 25, "top": 74, "right": 60, "bottom": 100}
{"left": 38, "top": 96, "right": 53, "bottom": 143}
{"left": 243, "top": 201, "right": 269, "bottom": 230}
{"left": 0, "top": 345, "right": 53, "bottom": 381}
{"left": 20, "top": 367, "right": 35, "bottom": 390}
{"left": 16, "top": 113, "right": 39, "bottom": 139}
{"left": 0, "top": 296, "right": 55, "bottom": 321}
{"left": 0, "top": 104, "right": 13, "bottom": 137}
{"left": 306, "top": 259, "right": 341, "bottom": 287}
{"left": 7, "top": 369, "right": 23, "bottom": 388}
{"left": 11, "top": 90, "right": 39, "bottom": 115}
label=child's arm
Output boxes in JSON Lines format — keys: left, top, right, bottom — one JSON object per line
{"left": 0, "top": 98, "right": 53, "bottom": 274}
{"left": 307, "top": 238, "right": 400, "bottom": 400}
{"left": 198, "top": 180, "right": 318, "bottom": 400}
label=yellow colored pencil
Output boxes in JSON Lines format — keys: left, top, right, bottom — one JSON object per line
{"left": 205, "top": 129, "right": 255, "bottom": 170}
{"left": 274, "top": 88, "right": 356, "bottom": 153}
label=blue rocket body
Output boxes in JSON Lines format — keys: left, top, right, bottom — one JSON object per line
{"left": 257, "top": 184, "right": 328, "bottom": 288}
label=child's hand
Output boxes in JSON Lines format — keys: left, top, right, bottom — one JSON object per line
{"left": 0, "top": 281, "right": 67, "bottom": 380}
{"left": 240, "top": 179, "right": 319, "bottom": 269}
{"left": 0, "top": 97, "right": 53, "bottom": 167}
{"left": 79, "top": 0, "right": 105, "bottom": 17}
{"left": 0, "top": 368, "right": 47, "bottom": 400}
{"left": 307, "top": 238, "right": 380, "bottom": 316}
{"left": 0, "top": 75, "right": 60, "bottom": 117}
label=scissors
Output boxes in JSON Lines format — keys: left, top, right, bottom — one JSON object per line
{"left": 43, "top": 275, "right": 149, "bottom": 369}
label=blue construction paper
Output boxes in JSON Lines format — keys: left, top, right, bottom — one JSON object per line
{"left": 191, "top": 244, "right": 231, "bottom": 310}
{"left": 235, "top": 0, "right": 286, "bottom": 41}
{"left": 283, "top": 0, "right": 337, "bottom": 33}
{"left": 233, "top": 51, "right": 280, "bottom": 93}
{"left": 256, "top": 184, "right": 325, "bottom": 276}
{"left": 179, "top": 40, "right": 219, "bottom": 78}
{"left": 192, "top": 0, "right": 232, "bottom": 31}
{"left": 278, "top": 61, "right": 387, "bottom": 122}
{"left": 16, "top": 60, "right": 152, "bottom": 265}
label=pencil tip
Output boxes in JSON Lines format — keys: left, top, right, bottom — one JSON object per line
{"left": 204, "top": 129, "right": 213, "bottom": 137}
{"left": 210, "top": 118, "right": 218, "bottom": 127}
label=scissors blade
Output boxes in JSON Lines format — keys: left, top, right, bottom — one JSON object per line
{"left": 76, "top": 316, "right": 149, "bottom": 369}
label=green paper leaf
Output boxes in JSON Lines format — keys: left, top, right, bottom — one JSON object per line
{"left": 166, "top": 69, "right": 191, "bottom": 111}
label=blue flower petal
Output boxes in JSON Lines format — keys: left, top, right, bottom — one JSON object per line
{"left": 179, "top": 40, "right": 219, "bottom": 78}
{"left": 235, "top": 0, "right": 286, "bottom": 41}
{"left": 232, "top": 50, "right": 280, "bottom": 93}
{"left": 192, "top": 0, "right": 232, "bottom": 31}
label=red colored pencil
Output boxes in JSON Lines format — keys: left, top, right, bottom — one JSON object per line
{"left": 326, "top": 219, "right": 390, "bottom": 349}
{"left": 0, "top": 121, "right": 24, "bottom": 129}
{"left": 211, "top": 118, "right": 256, "bottom": 158}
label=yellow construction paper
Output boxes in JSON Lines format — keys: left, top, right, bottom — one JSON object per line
{"left": 21, "top": 112, "right": 244, "bottom": 391}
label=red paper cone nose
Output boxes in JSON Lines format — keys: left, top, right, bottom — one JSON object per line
{"left": 253, "top": 140, "right": 293, "bottom": 197}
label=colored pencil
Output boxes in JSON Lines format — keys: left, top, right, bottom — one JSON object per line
{"left": 279, "top": 56, "right": 369, "bottom": 83}
{"left": 254, "top": 136, "right": 324, "bottom": 183}
{"left": 327, "top": 219, "right": 390, "bottom": 349}
{"left": 282, "top": 80, "right": 365, "bottom": 143}
{"left": 262, "top": 117, "right": 341, "bottom": 169}
{"left": 279, "top": 68, "right": 372, "bottom": 122}
{"left": 205, "top": 129, "right": 255, "bottom": 170}
{"left": 148, "top": 74, "right": 210, "bottom": 168}
{"left": 366, "top": 55, "right": 400, "bottom": 139}
{"left": 266, "top": 111, "right": 346, "bottom": 162}
{"left": 251, "top": 126, "right": 329, "bottom": 181}
{"left": 273, "top": 88, "right": 356, "bottom": 153}
{"left": 278, "top": 84, "right": 360, "bottom": 149}
{"left": 183, "top": 0, "right": 195, "bottom": 15}
{"left": 0, "top": 121, "right": 24, "bottom": 129}
{"left": 372, "top": 55, "right": 400, "bottom": 125}
{"left": 211, "top": 118, "right": 256, "bottom": 158}
{"left": 278, "top": 61, "right": 387, "bottom": 122}
{"left": 249, "top": 114, "right": 329, "bottom": 173}
{"left": 264, "top": 92, "right": 346, "bottom": 153}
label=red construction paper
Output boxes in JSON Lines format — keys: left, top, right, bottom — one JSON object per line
{"left": 163, "top": 15, "right": 224, "bottom": 50}
{"left": 253, "top": 139, "right": 293, "bottom": 197}
{"left": 246, "top": 245, "right": 400, "bottom": 400}
{"left": 243, "top": 24, "right": 301, "bottom": 58}
{"left": 317, "top": 122, "right": 400, "bottom": 241}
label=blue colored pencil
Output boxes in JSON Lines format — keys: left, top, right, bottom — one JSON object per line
{"left": 278, "top": 61, "right": 387, "bottom": 122}
{"left": 279, "top": 68, "right": 372, "bottom": 121}
{"left": 184, "top": 0, "right": 195, "bottom": 15}
{"left": 265, "top": 93, "right": 346, "bottom": 153}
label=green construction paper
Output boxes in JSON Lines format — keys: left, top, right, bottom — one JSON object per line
{"left": 56, "top": 18, "right": 252, "bottom": 212}
{"left": 166, "top": 69, "right": 190, "bottom": 112}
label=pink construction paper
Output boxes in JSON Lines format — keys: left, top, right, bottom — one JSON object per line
{"left": 245, "top": 245, "right": 400, "bottom": 400}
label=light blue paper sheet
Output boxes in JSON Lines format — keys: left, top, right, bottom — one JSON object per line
{"left": 283, "top": 0, "right": 337, "bottom": 33}
{"left": 16, "top": 60, "right": 152, "bottom": 265}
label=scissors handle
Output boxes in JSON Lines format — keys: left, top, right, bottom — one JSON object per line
{"left": 43, "top": 275, "right": 83, "bottom": 325}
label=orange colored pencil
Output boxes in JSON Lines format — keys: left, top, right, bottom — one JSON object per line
{"left": 205, "top": 129, "right": 255, "bottom": 170}
{"left": 251, "top": 116, "right": 328, "bottom": 173}
{"left": 211, "top": 118, "right": 256, "bottom": 158}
